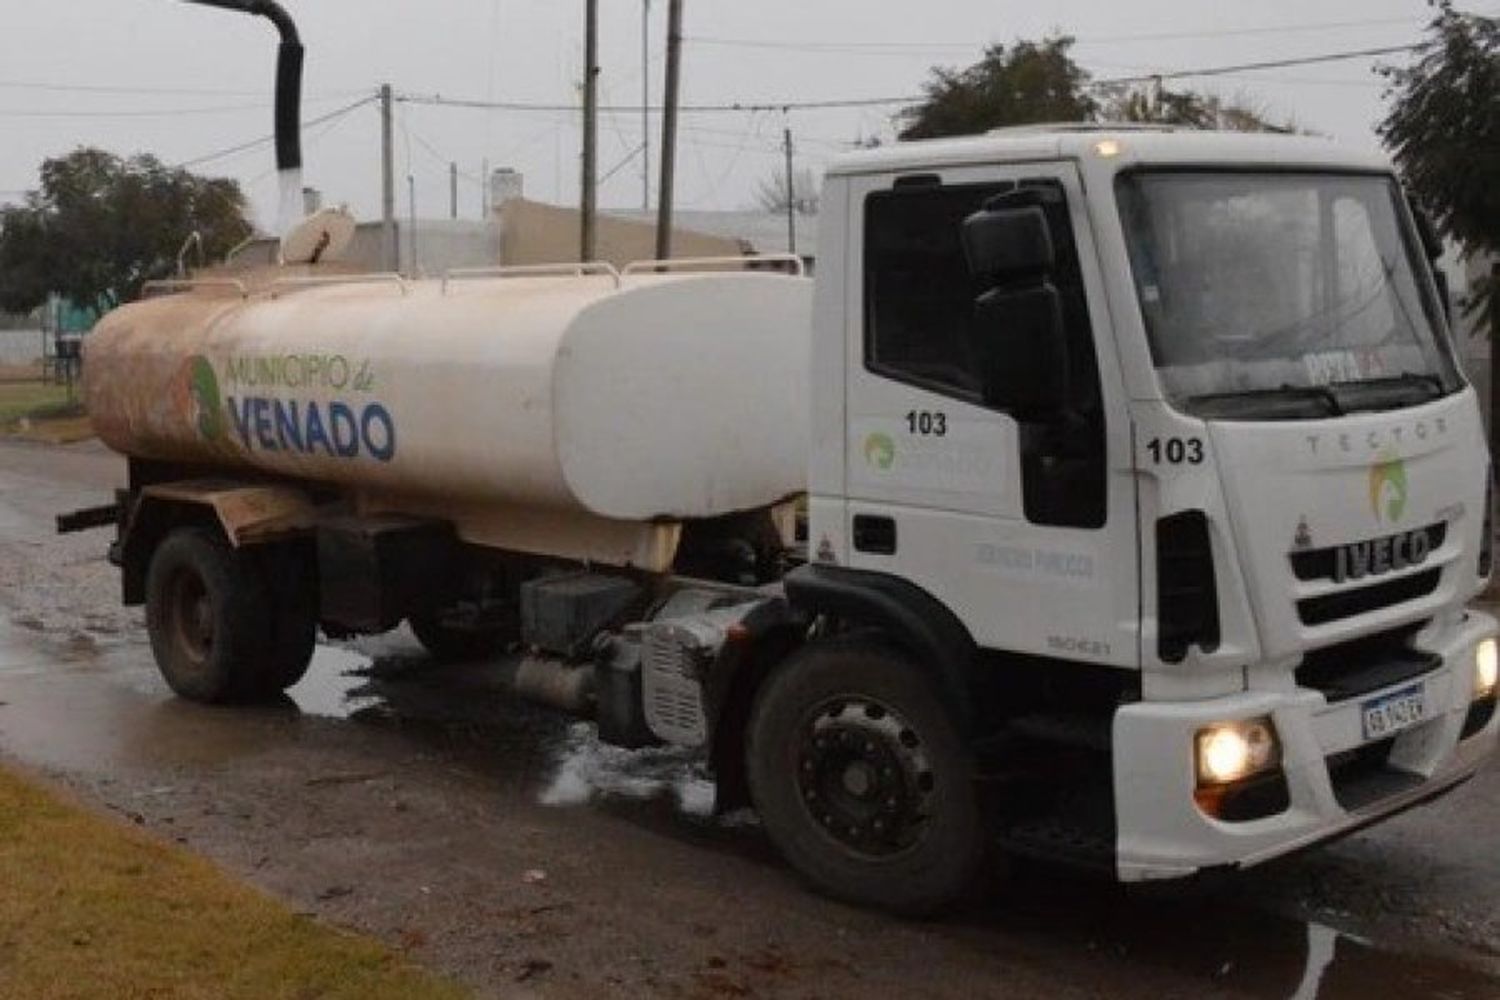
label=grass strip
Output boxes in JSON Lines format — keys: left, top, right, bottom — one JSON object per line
{"left": 0, "top": 765, "right": 469, "bottom": 1000}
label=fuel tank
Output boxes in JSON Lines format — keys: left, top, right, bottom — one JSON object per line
{"left": 84, "top": 268, "right": 812, "bottom": 523}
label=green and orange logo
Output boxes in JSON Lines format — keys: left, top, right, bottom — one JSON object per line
{"left": 864, "top": 432, "right": 895, "bottom": 470}
{"left": 172, "top": 354, "right": 224, "bottom": 443}
{"left": 1368, "top": 449, "right": 1408, "bottom": 523}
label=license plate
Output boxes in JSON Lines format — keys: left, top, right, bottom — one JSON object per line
{"left": 1361, "top": 683, "right": 1428, "bottom": 741}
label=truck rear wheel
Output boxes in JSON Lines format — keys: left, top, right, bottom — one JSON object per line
{"left": 745, "top": 636, "right": 984, "bottom": 914}
{"left": 260, "top": 541, "right": 318, "bottom": 691}
{"left": 145, "top": 527, "right": 283, "bottom": 703}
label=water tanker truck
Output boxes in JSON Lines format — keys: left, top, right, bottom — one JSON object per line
{"left": 64, "top": 127, "right": 1500, "bottom": 913}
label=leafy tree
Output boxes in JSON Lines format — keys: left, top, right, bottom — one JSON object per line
{"left": 900, "top": 37, "right": 1292, "bottom": 141}
{"left": 1098, "top": 86, "right": 1293, "bottom": 132}
{"left": 755, "top": 167, "right": 821, "bottom": 215}
{"left": 1378, "top": 2, "right": 1500, "bottom": 328}
{"left": 899, "top": 36, "right": 1096, "bottom": 139}
{"left": 0, "top": 148, "right": 253, "bottom": 315}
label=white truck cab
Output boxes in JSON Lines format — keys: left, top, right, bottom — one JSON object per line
{"left": 801, "top": 126, "right": 1498, "bottom": 884}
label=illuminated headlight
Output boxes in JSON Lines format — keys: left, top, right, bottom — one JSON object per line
{"left": 1476, "top": 639, "right": 1498, "bottom": 697}
{"left": 1195, "top": 717, "right": 1281, "bottom": 786}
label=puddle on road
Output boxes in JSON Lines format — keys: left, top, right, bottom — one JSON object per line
{"left": 284, "top": 645, "right": 382, "bottom": 719}
{"left": 974, "top": 865, "right": 1500, "bottom": 1000}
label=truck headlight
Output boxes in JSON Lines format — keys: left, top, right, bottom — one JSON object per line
{"left": 1476, "top": 639, "right": 1498, "bottom": 697}
{"left": 1195, "top": 717, "right": 1281, "bottom": 786}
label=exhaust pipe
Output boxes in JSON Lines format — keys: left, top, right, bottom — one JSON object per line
{"left": 182, "top": 1, "right": 304, "bottom": 234}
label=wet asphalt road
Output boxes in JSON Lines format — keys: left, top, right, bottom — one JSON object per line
{"left": 1, "top": 438, "right": 1499, "bottom": 999}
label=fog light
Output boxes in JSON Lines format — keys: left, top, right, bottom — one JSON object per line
{"left": 1195, "top": 717, "right": 1280, "bottom": 786}
{"left": 1477, "top": 639, "right": 1498, "bottom": 697}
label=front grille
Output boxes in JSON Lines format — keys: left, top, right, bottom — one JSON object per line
{"left": 1296, "top": 568, "right": 1441, "bottom": 626}
{"left": 1290, "top": 522, "right": 1445, "bottom": 582}
{"left": 1295, "top": 624, "right": 1436, "bottom": 702}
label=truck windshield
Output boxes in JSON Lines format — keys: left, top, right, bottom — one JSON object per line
{"left": 1116, "top": 171, "right": 1462, "bottom": 419}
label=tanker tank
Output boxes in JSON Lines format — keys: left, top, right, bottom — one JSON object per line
{"left": 84, "top": 267, "right": 813, "bottom": 568}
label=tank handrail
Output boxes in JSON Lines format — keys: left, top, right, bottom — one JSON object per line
{"left": 140, "top": 278, "right": 249, "bottom": 300}
{"left": 622, "top": 254, "right": 805, "bottom": 277}
{"left": 441, "top": 262, "right": 621, "bottom": 293}
{"left": 269, "top": 273, "right": 409, "bottom": 298}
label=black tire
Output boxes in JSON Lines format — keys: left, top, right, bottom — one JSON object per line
{"left": 145, "top": 527, "right": 277, "bottom": 703}
{"left": 408, "top": 612, "right": 508, "bottom": 663}
{"left": 746, "top": 636, "right": 984, "bottom": 915}
{"left": 259, "top": 541, "right": 318, "bottom": 691}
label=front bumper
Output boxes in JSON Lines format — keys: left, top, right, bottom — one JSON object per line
{"left": 1114, "top": 610, "right": 1499, "bottom": 881}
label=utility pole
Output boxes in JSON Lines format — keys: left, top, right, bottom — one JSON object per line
{"left": 407, "top": 174, "right": 418, "bottom": 277}
{"left": 380, "top": 83, "right": 397, "bottom": 271}
{"left": 783, "top": 125, "right": 797, "bottom": 257}
{"left": 642, "top": 0, "right": 651, "bottom": 212}
{"left": 655, "top": 0, "right": 683, "bottom": 260}
{"left": 450, "top": 162, "right": 459, "bottom": 220}
{"left": 481, "top": 157, "right": 490, "bottom": 218}
{"left": 580, "top": 0, "right": 599, "bottom": 261}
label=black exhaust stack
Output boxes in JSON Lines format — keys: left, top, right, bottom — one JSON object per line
{"left": 182, "top": 0, "right": 303, "bottom": 174}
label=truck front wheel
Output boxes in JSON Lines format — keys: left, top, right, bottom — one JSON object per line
{"left": 746, "top": 637, "right": 985, "bottom": 914}
{"left": 145, "top": 527, "right": 280, "bottom": 703}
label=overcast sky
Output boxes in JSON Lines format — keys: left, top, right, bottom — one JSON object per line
{"left": 1, "top": 1, "right": 1495, "bottom": 231}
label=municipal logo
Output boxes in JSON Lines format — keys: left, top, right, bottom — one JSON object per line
{"left": 173, "top": 355, "right": 224, "bottom": 443}
{"left": 864, "top": 432, "right": 895, "bottom": 470}
{"left": 1368, "top": 449, "right": 1408, "bottom": 523}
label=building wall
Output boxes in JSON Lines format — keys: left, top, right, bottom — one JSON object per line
{"left": 0, "top": 329, "right": 45, "bottom": 367}
{"left": 499, "top": 199, "right": 741, "bottom": 269}
{"left": 227, "top": 220, "right": 501, "bottom": 277}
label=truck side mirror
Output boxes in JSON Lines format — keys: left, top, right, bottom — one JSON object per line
{"left": 962, "top": 204, "right": 1054, "bottom": 279}
{"left": 961, "top": 201, "right": 1069, "bottom": 417}
{"left": 969, "top": 284, "right": 1069, "bottom": 417}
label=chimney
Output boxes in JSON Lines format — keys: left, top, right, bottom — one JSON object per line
{"left": 301, "top": 186, "right": 323, "bottom": 216}
{"left": 489, "top": 168, "right": 523, "bottom": 211}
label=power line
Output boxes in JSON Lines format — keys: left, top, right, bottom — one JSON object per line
{"left": 0, "top": 78, "right": 367, "bottom": 99}
{"left": 1091, "top": 44, "right": 1418, "bottom": 87}
{"left": 0, "top": 92, "right": 359, "bottom": 121}
{"left": 178, "top": 94, "right": 376, "bottom": 169}
{"left": 684, "top": 15, "right": 1428, "bottom": 55}
{"left": 0, "top": 100, "right": 274, "bottom": 120}
{"left": 394, "top": 43, "right": 1418, "bottom": 119}
{"left": 396, "top": 91, "right": 917, "bottom": 114}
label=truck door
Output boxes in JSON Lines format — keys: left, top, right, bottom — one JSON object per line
{"left": 842, "top": 164, "right": 1138, "bottom": 668}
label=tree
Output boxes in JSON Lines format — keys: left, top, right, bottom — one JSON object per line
{"left": 899, "top": 36, "right": 1292, "bottom": 141}
{"left": 0, "top": 148, "right": 253, "bottom": 315}
{"left": 1378, "top": 2, "right": 1500, "bottom": 328}
{"left": 1097, "top": 85, "right": 1293, "bottom": 132}
{"left": 899, "top": 36, "right": 1095, "bottom": 140}
{"left": 755, "top": 167, "right": 821, "bottom": 215}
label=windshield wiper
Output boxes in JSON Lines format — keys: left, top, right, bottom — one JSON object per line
{"left": 1326, "top": 372, "right": 1447, "bottom": 412}
{"left": 1330, "top": 372, "right": 1445, "bottom": 397}
{"left": 1186, "top": 384, "right": 1344, "bottom": 420}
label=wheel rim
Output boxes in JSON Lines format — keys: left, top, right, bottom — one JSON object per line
{"left": 795, "top": 696, "right": 935, "bottom": 859}
{"left": 166, "top": 567, "right": 214, "bottom": 668}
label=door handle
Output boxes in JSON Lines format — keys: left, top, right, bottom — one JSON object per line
{"left": 853, "top": 515, "right": 897, "bottom": 555}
